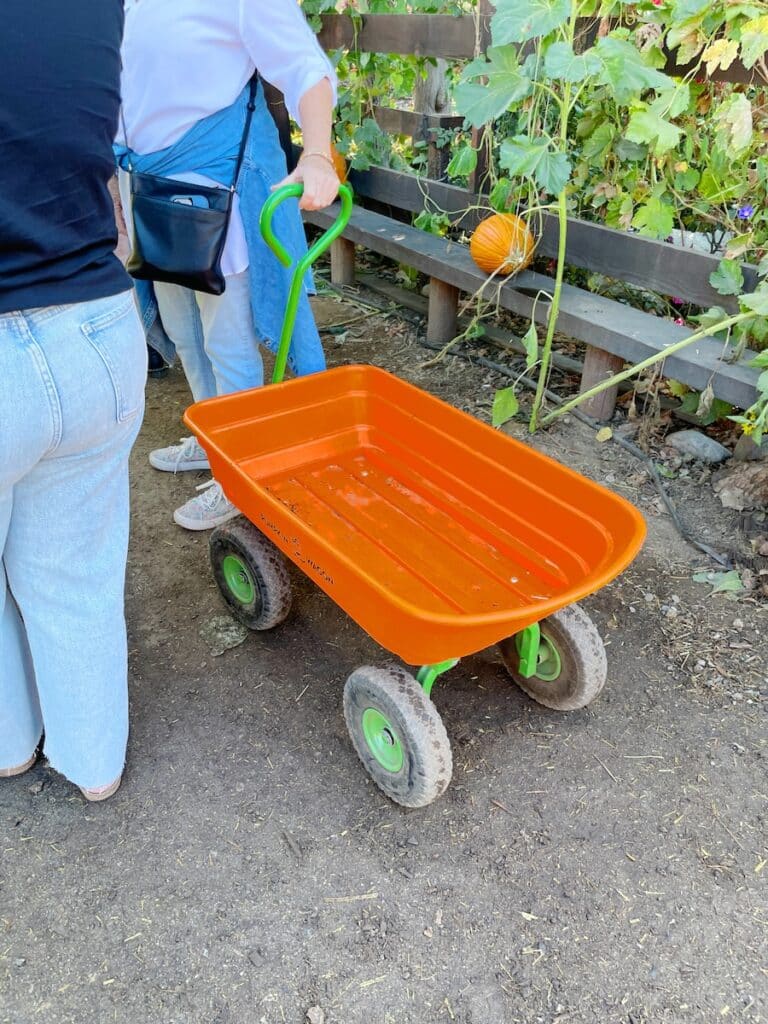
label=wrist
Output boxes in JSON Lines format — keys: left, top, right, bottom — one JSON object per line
{"left": 300, "top": 150, "right": 337, "bottom": 174}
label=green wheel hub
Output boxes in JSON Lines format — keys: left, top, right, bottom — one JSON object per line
{"left": 221, "top": 554, "right": 256, "bottom": 606}
{"left": 516, "top": 631, "right": 562, "bottom": 681}
{"left": 361, "top": 708, "right": 404, "bottom": 773}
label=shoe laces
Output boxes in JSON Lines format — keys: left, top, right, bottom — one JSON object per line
{"left": 194, "top": 479, "right": 229, "bottom": 512}
{"left": 170, "top": 436, "right": 203, "bottom": 470}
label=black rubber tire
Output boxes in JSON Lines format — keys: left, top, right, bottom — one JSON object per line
{"left": 343, "top": 665, "right": 453, "bottom": 808}
{"left": 499, "top": 604, "right": 607, "bottom": 711}
{"left": 209, "top": 518, "right": 292, "bottom": 631}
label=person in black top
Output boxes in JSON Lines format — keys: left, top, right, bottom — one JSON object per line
{"left": 0, "top": 1, "right": 145, "bottom": 801}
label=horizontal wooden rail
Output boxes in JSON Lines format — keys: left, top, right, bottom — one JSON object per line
{"left": 306, "top": 203, "right": 760, "bottom": 411}
{"left": 345, "top": 165, "right": 759, "bottom": 312}
{"left": 372, "top": 106, "right": 464, "bottom": 138}
{"left": 318, "top": 14, "right": 481, "bottom": 60}
{"left": 318, "top": 13, "right": 766, "bottom": 83}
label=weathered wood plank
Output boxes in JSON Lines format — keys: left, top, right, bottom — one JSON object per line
{"left": 344, "top": 165, "right": 759, "bottom": 310}
{"left": 316, "top": 13, "right": 765, "bottom": 81}
{"left": 663, "top": 51, "right": 766, "bottom": 85}
{"left": 372, "top": 106, "right": 464, "bottom": 139}
{"left": 317, "top": 14, "right": 482, "bottom": 59}
{"left": 305, "top": 203, "right": 760, "bottom": 410}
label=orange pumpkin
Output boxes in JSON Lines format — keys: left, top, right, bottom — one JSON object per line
{"left": 470, "top": 213, "right": 535, "bottom": 276}
{"left": 330, "top": 143, "right": 348, "bottom": 183}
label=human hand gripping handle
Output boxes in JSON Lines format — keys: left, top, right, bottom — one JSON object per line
{"left": 272, "top": 75, "right": 339, "bottom": 210}
{"left": 259, "top": 182, "right": 354, "bottom": 385}
{"left": 272, "top": 150, "right": 340, "bottom": 211}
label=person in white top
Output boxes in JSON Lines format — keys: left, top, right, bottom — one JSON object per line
{"left": 118, "top": 0, "right": 340, "bottom": 530}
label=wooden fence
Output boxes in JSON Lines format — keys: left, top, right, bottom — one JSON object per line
{"left": 291, "top": 11, "right": 766, "bottom": 416}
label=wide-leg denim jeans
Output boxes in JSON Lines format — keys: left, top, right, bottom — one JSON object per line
{"left": 0, "top": 291, "right": 146, "bottom": 790}
{"left": 154, "top": 270, "right": 264, "bottom": 404}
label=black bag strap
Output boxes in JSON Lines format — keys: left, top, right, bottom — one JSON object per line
{"left": 231, "top": 72, "right": 260, "bottom": 191}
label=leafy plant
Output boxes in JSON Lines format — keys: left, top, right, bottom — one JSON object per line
{"left": 303, "top": 1, "right": 768, "bottom": 435}
{"left": 452, "top": 0, "right": 768, "bottom": 431}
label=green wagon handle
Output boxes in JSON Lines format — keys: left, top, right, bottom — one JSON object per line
{"left": 260, "top": 182, "right": 354, "bottom": 384}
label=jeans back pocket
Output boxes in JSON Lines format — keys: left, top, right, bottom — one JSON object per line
{"left": 81, "top": 293, "right": 146, "bottom": 423}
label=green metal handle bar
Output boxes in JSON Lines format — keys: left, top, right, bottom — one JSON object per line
{"left": 259, "top": 182, "right": 354, "bottom": 384}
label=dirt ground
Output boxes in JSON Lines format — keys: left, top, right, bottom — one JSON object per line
{"left": 1, "top": 282, "right": 766, "bottom": 1024}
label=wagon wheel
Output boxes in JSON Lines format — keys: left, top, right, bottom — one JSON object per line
{"left": 209, "top": 519, "right": 292, "bottom": 631}
{"left": 343, "top": 665, "right": 453, "bottom": 808}
{"left": 499, "top": 604, "right": 607, "bottom": 711}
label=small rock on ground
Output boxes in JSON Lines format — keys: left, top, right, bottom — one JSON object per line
{"left": 666, "top": 429, "right": 731, "bottom": 464}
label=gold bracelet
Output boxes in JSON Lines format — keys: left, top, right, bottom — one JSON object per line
{"left": 300, "top": 149, "right": 337, "bottom": 173}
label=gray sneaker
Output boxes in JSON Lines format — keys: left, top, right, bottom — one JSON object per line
{"left": 173, "top": 480, "right": 240, "bottom": 531}
{"left": 149, "top": 436, "right": 209, "bottom": 473}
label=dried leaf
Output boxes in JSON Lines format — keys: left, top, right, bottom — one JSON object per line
{"left": 695, "top": 382, "right": 715, "bottom": 421}
{"left": 692, "top": 570, "right": 745, "bottom": 595}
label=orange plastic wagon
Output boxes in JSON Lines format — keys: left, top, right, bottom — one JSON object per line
{"left": 185, "top": 185, "right": 646, "bottom": 807}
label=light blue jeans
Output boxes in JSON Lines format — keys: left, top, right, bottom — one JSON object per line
{"left": 154, "top": 271, "right": 264, "bottom": 403}
{"left": 0, "top": 291, "right": 146, "bottom": 790}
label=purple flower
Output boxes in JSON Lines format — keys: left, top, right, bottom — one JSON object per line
{"left": 737, "top": 204, "right": 755, "bottom": 221}
{"left": 671, "top": 296, "right": 684, "bottom": 306}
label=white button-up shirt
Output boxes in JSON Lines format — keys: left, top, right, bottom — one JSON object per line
{"left": 119, "top": 0, "right": 336, "bottom": 275}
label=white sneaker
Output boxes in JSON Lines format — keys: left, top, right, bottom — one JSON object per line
{"left": 149, "top": 436, "right": 209, "bottom": 473}
{"left": 173, "top": 480, "right": 240, "bottom": 531}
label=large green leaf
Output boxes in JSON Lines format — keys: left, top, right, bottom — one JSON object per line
{"left": 631, "top": 197, "right": 674, "bottom": 239}
{"left": 593, "top": 37, "right": 675, "bottom": 104}
{"left": 446, "top": 144, "right": 478, "bottom": 179}
{"left": 454, "top": 46, "right": 532, "bottom": 127}
{"left": 614, "top": 137, "right": 648, "bottom": 162}
{"left": 500, "top": 136, "right": 572, "bottom": 196}
{"left": 544, "top": 41, "right": 601, "bottom": 83}
{"left": 656, "top": 84, "right": 691, "bottom": 120}
{"left": 625, "top": 108, "right": 682, "bottom": 156}
{"left": 669, "top": 0, "right": 711, "bottom": 24}
{"left": 698, "top": 168, "right": 741, "bottom": 204}
{"left": 693, "top": 306, "right": 730, "bottom": 340}
{"left": 491, "top": 0, "right": 570, "bottom": 45}
{"left": 581, "top": 121, "right": 616, "bottom": 167}
{"left": 741, "top": 286, "right": 768, "bottom": 317}
{"left": 710, "top": 259, "right": 745, "bottom": 297}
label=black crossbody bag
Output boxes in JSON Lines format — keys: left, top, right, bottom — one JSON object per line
{"left": 122, "top": 75, "right": 259, "bottom": 295}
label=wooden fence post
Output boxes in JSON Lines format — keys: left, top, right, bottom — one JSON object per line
{"left": 331, "top": 239, "right": 356, "bottom": 286}
{"left": 579, "top": 346, "right": 625, "bottom": 421}
{"left": 469, "top": 0, "right": 493, "bottom": 194}
{"left": 414, "top": 60, "right": 453, "bottom": 179}
{"left": 426, "top": 278, "right": 460, "bottom": 345}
